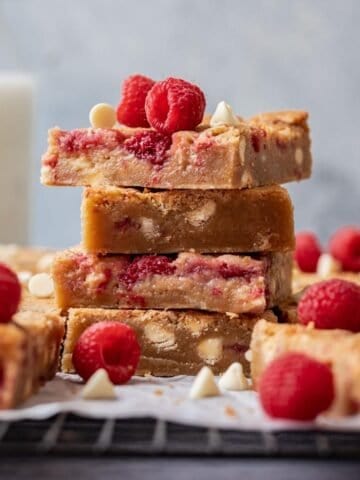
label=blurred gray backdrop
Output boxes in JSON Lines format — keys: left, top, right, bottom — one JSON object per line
{"left": 0, "top": 0, "right": 359, "bottom": 248}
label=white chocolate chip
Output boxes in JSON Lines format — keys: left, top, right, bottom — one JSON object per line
{"left": 0, "top": 244, "right": 19, "bottom": 262}
{"left": 144, "top": 323, "right": 176, "bottom": 350}
{"left": 85, "top": 271, "right": 108, "bottom": 291}
{"left": 36, "top": 253, "right": 55, "bottom": 273}
{"left": 219, "top": 362, "right": 249, "bottom": 391}
{"left": 244, "top": 349, "right": 253, "bottom": 362}
{"left": 187, "top": 200, "right": 216, "bottom": 227}
{"left": 28, "top": 273, "right": 54, "bottom": 298}
{"left": 139, "top": 217, "right": 160, "bottom": 240}
{"left": 197, "top": 337, "right": 223, "bottom": 365}
{"left": 81, "top": 369, "right": 116, "bottom": 400}
{"left": 89, "top": 103, "right": 116, "bottom": 129}
{"left": 189, "top": 366, "right": 220, "bottom": 399}
{"left": 17, "top": 270, "right": 32, "bottom": 287}
{"left": 317, "top": 253, "right": 342, "bottom": 278}
{"left": 210, "top": 101, "right": 240, "bottom": 127}
{"left": 295, "top": 147, "right": 303, "bottom": 166}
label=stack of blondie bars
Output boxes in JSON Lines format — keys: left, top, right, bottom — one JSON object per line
{"left": 41, "top": 103, "right": 311, "bottom": 376}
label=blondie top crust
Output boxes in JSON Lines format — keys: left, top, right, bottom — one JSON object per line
{"left": 62, "top": 308, "right": 276, "bottom": 376}
{"left": 250, "top": 320, "right": 360, "bottom": 416}
{"left": 53, "top": 250, "right": 292, "bottom": 314}
{"left": 82, "top": 185, "right": 295, "bottom": 254}
{"left": 41, "top": 111, "right": 311, "bottom": 190}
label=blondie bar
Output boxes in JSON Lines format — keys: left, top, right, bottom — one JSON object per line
{"left": 250, "top": 320, "right": 360, "bottom": 416}
{"left": 53, "top": 250, "right": 292, "bottom": 314}
{"left": 62, "top": 308, "right": 276, "bottom": 376}
{"left": 82, "top": 185, "right": 294, "bottom": 254}
{"left": 41, "top": 111, "right": 311, "bottom": 189}
{"left": 0, "top": 304, "right": 64, "bottom": 409}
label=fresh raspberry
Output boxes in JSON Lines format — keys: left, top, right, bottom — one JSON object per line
{"left": 294, "top": 232, "right": 322, "bottom": 272}
{"left": 259, "top": 352, "right": 334, "bottom": 421}
{"left": 298, "top": 279, "right": 360, "bottom": 332}
{"left": 119, "top": 255, "right": 175, "bottom": 289}
{"left": 0, "top": 263, "right": 21, "bottom": 323}
{"left": 73, "top": 321, "right": 140, "bottom": 384}
{"left": 329, "top": 226, "right": 360, "bottom": 272}
{"left": 116, "top": 74, "right": 155, "bottom": 128}
{"left": 123, "top": 130, "right": 172, "bottom": 165}
{"left": 145, "top": 77, "right": 206, "bottom": 134}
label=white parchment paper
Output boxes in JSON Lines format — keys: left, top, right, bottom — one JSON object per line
{"left": 0, "top": 374, "right": 359, "bottom": 431}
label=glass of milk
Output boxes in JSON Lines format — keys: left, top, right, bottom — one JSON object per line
{"left": 0, "top": 73, "right": 33, "bottom": 244}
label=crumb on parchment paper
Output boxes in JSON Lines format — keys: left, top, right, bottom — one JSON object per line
{"left": 224, "top": 405, "right": 238, "bottom": 418}
{"left": 153, "top": 388, "right": 164, "bottom": 396}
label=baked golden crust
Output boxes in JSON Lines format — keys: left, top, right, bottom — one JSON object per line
{"left": 41, "top": 110, "right": 311, "bottom": 189}
{"left": 62, "top": 308, "right": 276, "bottom": 376}
{"left": 250, "top": 320, "right": 360, "bottom": 416}
{"left": 81, "top": 185, "right": 294, "bottom": 254}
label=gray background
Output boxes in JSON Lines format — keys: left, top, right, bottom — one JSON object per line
{"left": 0, "top": 0, "right": 359, "bottom": 248}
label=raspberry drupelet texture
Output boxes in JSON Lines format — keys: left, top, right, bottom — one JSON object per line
{"left": 298, "top": 279, "right": 360, "bottom": 332}
{"left": 119, "top": 255, "right": 176, "bottom": 289}
{"left": 145, "top": 77, "right": 206, "bottom": 134}
{"left": 73, "top": 321, "right": 141, "bottom": 384}
{"left": 123, "top": 130, "right": 172, "bottom": 165}
{"left": 329, "top": 226, "right": 360, "bottom": 272}
{"left": 0, "top": 263, "right": 21, "bottom": 323}
{"left": 258, "top": 352, "right": 334, "bottom": 421}
{"left": 294, "top": 231, "right": 322, "bottom": 272}
{"left": 116, "top": 74, "right": 155, "bottom": 128}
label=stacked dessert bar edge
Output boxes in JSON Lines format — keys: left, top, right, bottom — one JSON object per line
{"left": 42, "top": 97, "right": 312, "bottom": 376}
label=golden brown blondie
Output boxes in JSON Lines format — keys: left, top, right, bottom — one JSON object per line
{"left": 81, "top": 185, "right": 294, "bottom": 254}
{"left": 250, "top": 320, "right": 360, "bottom": 416}
{"left": 62, "top": 308, "right": 276, "bottom": 376}
{"left": 41, "top": 111, "right": 311, "bottom": 190}
{"left": 53, "top": 250, "right": 292, "bottom": 314}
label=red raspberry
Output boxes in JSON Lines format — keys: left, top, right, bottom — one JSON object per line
{"left": 119, "top": 255, "right": 175, "bottom": 289}
{"left": 294, "top": 231, "right": 322, "bottom": 272}
{"left": 329, "top": 226, "right": 360, "bottom": 272}
{"left": 259, "top": 352, "right": 334, "bottom": 421}
{"left": 0, "top": 263, "right": 21, "bottom": 323}
{"left": 145, "top": 77, "right": 206, "bottom": 134}
{"left": 298, "top": 279, "right": 360, "bottom": 332}
{"left": 73, "top": 321, "right": 141, "bottom": 384}
{"left": 123, "top": 130, "right": 172, "bottom": 165}
{"left": 116, "top": 74, "right": 155, "bottom": 128}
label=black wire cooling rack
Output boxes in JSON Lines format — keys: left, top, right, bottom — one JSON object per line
{"left": 0, "top": 414, "right": 359, "bottom": 457}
